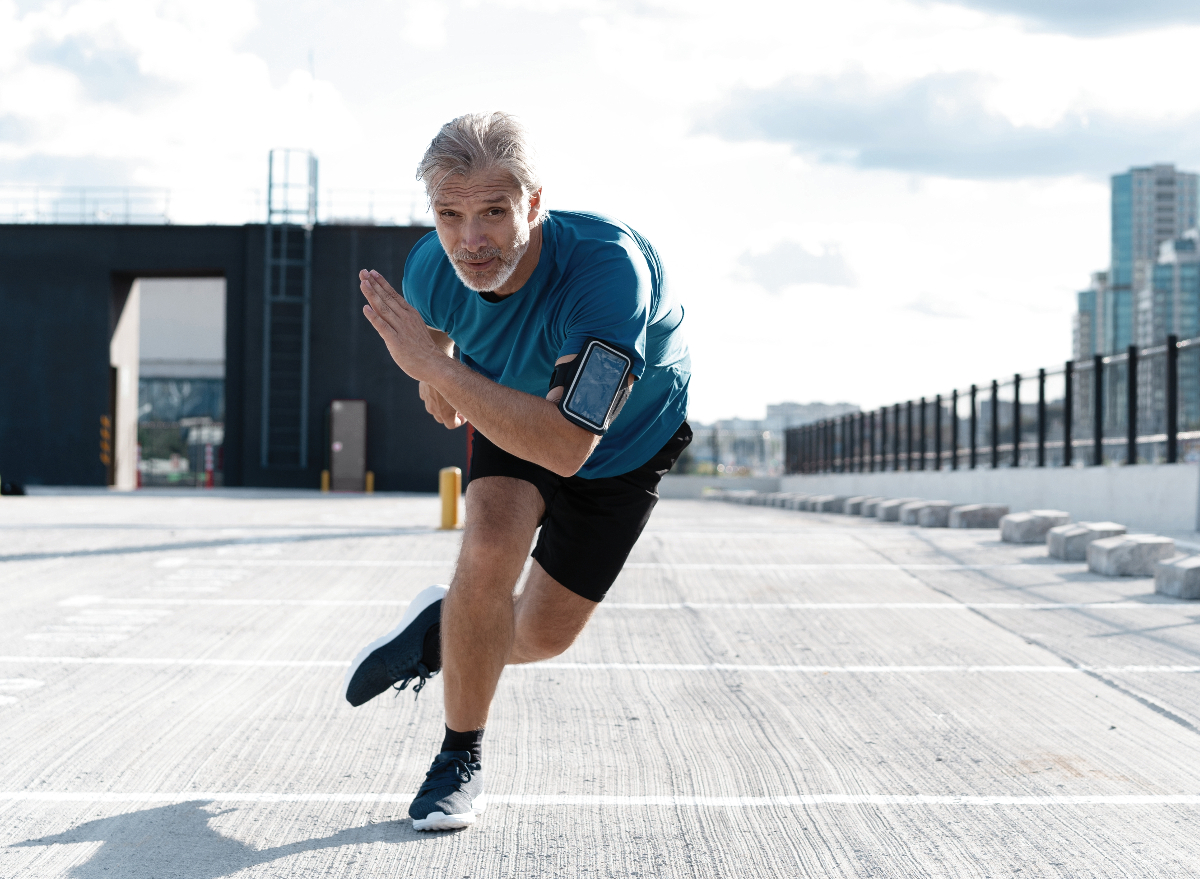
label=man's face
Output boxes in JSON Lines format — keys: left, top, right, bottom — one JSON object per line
{"left": 432, "top": 168, "right": 538, "bottom": 293}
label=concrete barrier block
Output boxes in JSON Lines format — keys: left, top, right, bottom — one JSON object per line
{"left": 949, "top": 504, "right": 1010, "bottom": 529}
{"left": 1000, "top": 510, "right": 1071, "bottom": 544}
{"left": 1047, "top": 522, "right": 1127, "bottom": 561}
{"left": 1155, "top": 555, "right": 1200, "bottom": 599}
{"left": 1087, "top": 534, "right": 1175, "bottom": 577}
{"left": 899, "top": 501, "right": 929, "bottom": 525}
{"left": 815, "top": 495, "right": 849, "bottom": 513}
{"left": 877, "top": 498, "right": 920, "bottom": 522}
{"left": 917, "top": 501, "right": 955, "bottom": 528}
{"left": 715, "top": 490, "right": 753, "bottom": 504}
{"left": 782, "top": 494, "right": 807, "bottom": 510}
{"left": 860, "top": 498, "right": 885, "bottom": 517}
{"left": 844, "top": 496, "right": 868, "bottom": 515}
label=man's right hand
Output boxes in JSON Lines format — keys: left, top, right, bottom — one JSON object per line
{"left": 420, "top": 381, "right": 465, "bottom": 429}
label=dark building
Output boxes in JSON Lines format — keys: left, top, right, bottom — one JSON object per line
{"left": 0, "top": 222, "right": 467, "bottom": 491}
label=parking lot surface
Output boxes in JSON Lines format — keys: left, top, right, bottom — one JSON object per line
{"left": 2, "top": 490, "right": 1199, "bottom": 877}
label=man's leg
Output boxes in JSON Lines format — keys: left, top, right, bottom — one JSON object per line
{"left": 441, "top": 475, "right": 544, "bottom": 732}
{"left": 509, "top": 562, "right": 598, "bottom": 664}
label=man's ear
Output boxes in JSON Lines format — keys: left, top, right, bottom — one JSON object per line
{"left": 527, "top": 188, "right": 543, "bottom": 224}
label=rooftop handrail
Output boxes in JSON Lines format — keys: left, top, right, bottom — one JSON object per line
{"left": 788, "top": 333, "right": 1199, "bottom": 474}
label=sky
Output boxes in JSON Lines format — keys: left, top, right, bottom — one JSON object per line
{"left": 3, "top": 0, "right": 1200, "bottom": 423}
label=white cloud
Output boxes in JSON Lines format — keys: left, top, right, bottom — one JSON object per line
{"left": 738, "top": 241, "right": 857, "bottom": 291}
{"left": 402, "top": 0, "right": 447, "bottom": 48}
{"left": 0, "top": 0, "right": 1193, "bottom": 421}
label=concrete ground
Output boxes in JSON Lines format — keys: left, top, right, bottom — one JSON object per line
{"left": 2, "top": 490, "right": 1200, "bottom": 878}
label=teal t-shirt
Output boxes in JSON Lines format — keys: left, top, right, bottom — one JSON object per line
{"left": 402, "top": 210, "right": 690, "bottom": 478}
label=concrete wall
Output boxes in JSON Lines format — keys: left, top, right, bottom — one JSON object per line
{"left": 659, "top": 475, "right": 782, "bottom": 499}
{"left": 0, "top": 223, "right": 465, "bottom": 491}
{"left": 781, "top": 464, "right": 1200, "bottom": 533}
{"left": 108, "top": 281, "right": 140, "bottom": 491}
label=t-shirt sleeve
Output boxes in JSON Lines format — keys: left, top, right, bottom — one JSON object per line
{"left": 401, "top": 232, "right": 442, "bottom": 330}
{"left": 557, "top": 242, "right": 651, "bottom": 379}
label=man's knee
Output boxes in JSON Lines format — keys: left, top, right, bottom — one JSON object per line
{"left": 517, "top": 624, "right": 578, "bottom": 661}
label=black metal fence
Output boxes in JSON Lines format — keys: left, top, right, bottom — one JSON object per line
{"left": 786, "top": 335, "right": 1200, "bottom": 474}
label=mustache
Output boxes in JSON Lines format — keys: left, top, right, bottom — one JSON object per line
{"left": 452, "top": 247, "right": 505, "bottom": 264}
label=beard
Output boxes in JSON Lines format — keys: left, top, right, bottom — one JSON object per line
{"left": 449, "top": 234, "right": 530, "bottom": 293}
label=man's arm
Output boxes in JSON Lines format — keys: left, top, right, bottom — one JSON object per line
{"left": 360, "top": 269, "right": 599, "bottom": 477}
{"left": 418, "top": 329, "right": 465, "bottom": 428}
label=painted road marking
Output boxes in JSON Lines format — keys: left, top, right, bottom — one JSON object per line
{"left": 1, "top": 791, "right": 1198, "bottom": 806}
{"left": 149, "top": 557, "right": 1085, "bottom": 572}
{"left": 24, "top": 608, "right": 172, "bottom": 644}
{"left": 0, "top": 678, "right": 43, "bottom": 707}
{"left": 58, "top": 596, "right": 1185, "bottom": 611}
{"left": 0, "top": 656, "right": 1196, "bottom": 673}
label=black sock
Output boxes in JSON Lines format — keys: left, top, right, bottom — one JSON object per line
{"left": 441, "top": 725, "right": 483, "bottom": 764}
{"left": 422, "top": 622, "right": 441, "bottom": 672}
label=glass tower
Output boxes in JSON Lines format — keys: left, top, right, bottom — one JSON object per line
{"left": 1073, "top": 272, "right": 1106, "bottom": 360}
{"left": 1107, "top": 164, "right": 1199, "bottom": 352}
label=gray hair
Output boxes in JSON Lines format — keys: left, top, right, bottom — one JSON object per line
{"left": 416, "top": 112, "right": 544, "bottom": 220}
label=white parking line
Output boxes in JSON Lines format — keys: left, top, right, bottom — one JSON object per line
{"left": 151, "top": 557, "right": 1083, "bottom": 572}
{"left": 58, "top": 596, "right": 1180, "bottom": 611}
{"left": 24, "top": 608, "right": 172, "bottom": 644}
{"left": 1, "top": 656, "right": 1196, "bottom": 673}
{"left": 0, "top": 678, "right": 43, "bottom": 707}
{"left": 1, "top": 791, "right": 1198, "bottom": 806}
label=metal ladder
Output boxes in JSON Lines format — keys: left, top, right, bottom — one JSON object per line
{"left": 260, "top": 149, "right": 317, "bottom": 469}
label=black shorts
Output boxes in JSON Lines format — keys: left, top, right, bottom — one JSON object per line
{"left": 466, "top": 421, "right": 692, "bottom": 602}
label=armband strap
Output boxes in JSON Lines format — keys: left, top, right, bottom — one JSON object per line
{"left": 549, "top": 338, "right": 635, "bottom": 436}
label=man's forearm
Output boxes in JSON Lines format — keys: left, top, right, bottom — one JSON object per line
{"left": 424, "top": 355, "right": 597, "bottom": 477}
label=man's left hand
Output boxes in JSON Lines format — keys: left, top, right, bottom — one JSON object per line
{"left": 360, "top": 269, "right": 442, "bottom": 381}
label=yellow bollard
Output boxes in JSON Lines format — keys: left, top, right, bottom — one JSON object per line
{"left": 365, "top": 471, "right": 375, "bottom": 494}
{"left": 320, "top": 470, "right": 330, "bottom": 492}
{"left": 439, "top": 466, "right": 462, "bottom": 530}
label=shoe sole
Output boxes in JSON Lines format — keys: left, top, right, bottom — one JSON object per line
{"left": 342, "top": 583, "right": 447, "bottom": 703}
{"left": 412, "top": 795, "right": 486, "bottom": 831}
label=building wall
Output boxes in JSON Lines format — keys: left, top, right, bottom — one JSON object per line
{"left": 0, "top": 223, "right": 465, "bottom": 491}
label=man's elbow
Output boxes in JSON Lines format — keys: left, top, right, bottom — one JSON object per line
{"left": 549, "top": 451, "right": 589, "bottom": 478}
{"left": 548, "top": 433, "right": 599, "bottom": 478}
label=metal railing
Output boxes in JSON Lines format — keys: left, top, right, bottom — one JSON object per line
{"left": 786, "top": 334, "right": 1200, "bottom": 474}
{"left": 0, "top": 185, "right": 432, "bottom": 226}
{"left": 0, "top": 185, "right": 171, "bottom": 224}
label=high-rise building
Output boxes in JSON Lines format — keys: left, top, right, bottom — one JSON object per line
{"left": 1074, "top": 271, "right": 1107, "bottom": 360}
{"left": 1106, "top": 164, "right": 1199, "bottom": 351}
{"left": 1141, "top": 230, "right": 1200, "bottom": 344}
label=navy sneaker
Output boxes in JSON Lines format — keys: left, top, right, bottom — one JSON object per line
{"left": 343, "top": 584, "right": 446, "bottom": 707}
{"left": 410, "top": 750, "right": 485, "bottom": 831}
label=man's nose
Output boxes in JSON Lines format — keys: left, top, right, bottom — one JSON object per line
{"left": 460, "top": 218, "right": 491, "bottom": 251}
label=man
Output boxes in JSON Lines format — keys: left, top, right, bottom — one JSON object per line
{"left": 344, "top": 111, "right": 691, "bottom": 831}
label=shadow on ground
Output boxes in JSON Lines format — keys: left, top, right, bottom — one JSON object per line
{"left": 10, "top": 801, "right": 430, "bottom": 878}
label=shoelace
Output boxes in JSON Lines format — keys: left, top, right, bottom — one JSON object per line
{"left": 419, "top": 756, "right": 474, "bottom": 796}
{"left": 389, "top": 660, "right": 435, "bottom": 699}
